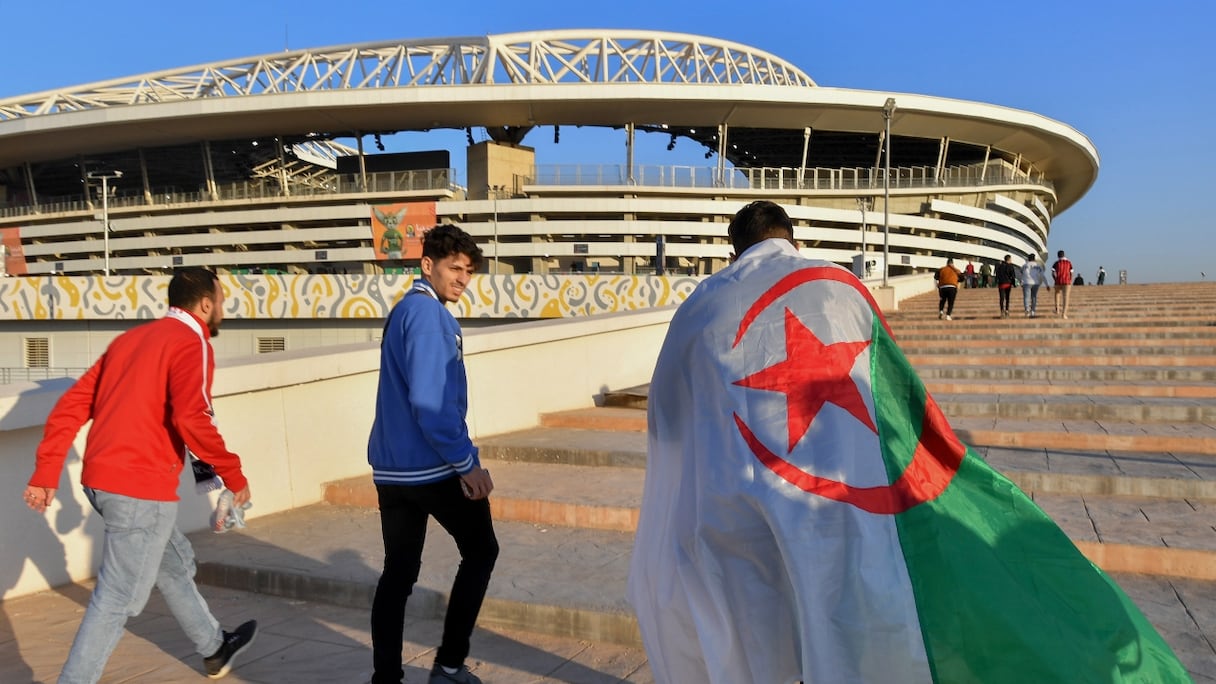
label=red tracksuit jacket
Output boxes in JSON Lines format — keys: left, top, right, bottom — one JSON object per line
{"left": 29, "top": 308, "right": 247, "bottom": 501}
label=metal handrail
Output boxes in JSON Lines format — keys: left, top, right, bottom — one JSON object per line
{"left": 0, "top": 168, "right": 455, "bottom": 219}
{"left": 530, "top": 162, "right": 1052, "bottom": 192}
{"left": 0, "top": 367, "right": 87, "bottom": 384}
{"left": 0, "top": 162, "right": 1052, "bottom": 221}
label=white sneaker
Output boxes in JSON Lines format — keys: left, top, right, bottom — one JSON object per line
{"left": 945, "top": 315, "right": 952, "bottom": 321}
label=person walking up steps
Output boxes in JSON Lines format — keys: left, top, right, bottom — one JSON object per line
{"left": 1020, "top": 254, "right": 1050, "bottom": 318}
{"left": 1051, "top": 250, "right": 1074, "bottom": 319}
{"left": 995, "top": 254, "right": 1017, "bottom": 318}
{"left": 935, "top": 258, "right": 962, "bottom": 320}
{"left": 627, "top": 200, "right": 1191, "bottom": 684}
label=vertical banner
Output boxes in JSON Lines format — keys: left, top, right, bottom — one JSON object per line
{"left": 370, "top": 202, "right": 437, "bottom": 260}
{"left": 1, "top": 227, "right": 27, "bottom": 276}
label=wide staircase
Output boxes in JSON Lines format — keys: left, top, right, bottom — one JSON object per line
{"left": 190, "top": 282, "right": 1216, "bottom": 676}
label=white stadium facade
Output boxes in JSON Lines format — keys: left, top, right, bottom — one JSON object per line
{"left": 0, "top": 30, "right": 1097, "bottom": 281}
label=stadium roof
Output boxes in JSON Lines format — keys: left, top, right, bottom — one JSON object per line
{"left": 0, "top": 30, "right": 1098, "bottom": 209}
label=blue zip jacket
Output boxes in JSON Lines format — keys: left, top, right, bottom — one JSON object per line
{"left": 368, "top": 280, "right": 479, "bottom": 485}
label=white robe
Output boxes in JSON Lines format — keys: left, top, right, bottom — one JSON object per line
{"left": 627, "top": 239, "right": 932, "bottom": 684}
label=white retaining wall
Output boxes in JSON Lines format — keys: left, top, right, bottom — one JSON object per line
{"left": 0, "top": 306, "right": 676, "bottom": 600}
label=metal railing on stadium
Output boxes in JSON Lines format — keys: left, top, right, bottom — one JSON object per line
{"left": 0, "top": 169, "right": 454, "bottom": 219}
{"left": 0, "top": 162, "right": 1052, "bottom": 220}
{"left": 0, "top": 367, "right": 87, "bottom": 384}
{"left": 529, "top": 163, "right": 1053, "bottom": 192}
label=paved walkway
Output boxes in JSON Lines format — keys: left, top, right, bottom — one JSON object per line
{"left": 2, "top": 540, "right": 1212, "bottom": 682}
{"left": 0, "top": 580, "right": 653, "bottom": 683}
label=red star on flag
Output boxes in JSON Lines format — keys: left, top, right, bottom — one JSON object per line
{"left": 734, "top": 307, "right": 877, "bottom": 452}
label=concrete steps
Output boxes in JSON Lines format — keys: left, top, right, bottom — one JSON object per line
{"left": 915, "top": 365, "right": 1216, "bottom": 384}
{"left": 191, "top": 504, "right": 642, "bottom": 647}
{"left": 924, "top": 380, "right": 1216, "bottom": 399}
{"left": 192, "top": 440, "right": 1216, "bottom": 653}
{"left": 935, "top": 393, "right": 1216, "bottom": 423}
{"left": 187, "top": 280, "right": 1216, "bottom": 668}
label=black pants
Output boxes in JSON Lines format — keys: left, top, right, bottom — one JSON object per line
{"left": 937, "top": 286, "right": 957, "bottom": 315}
{"left": 371, "top": 478, "right": 498, "bottom": 683}
{"left": 998, "top": 285, "right": 1012, "bottom": 312}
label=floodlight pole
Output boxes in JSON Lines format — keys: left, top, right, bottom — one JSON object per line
{"left": 881, "top": 98, "right": 896, "bottom": 287}
{"left": 88, "top": 170, "right": 123, "bottom": 276}
{"left": 856, "top": 197, "right": 872, "bottom": 278}
{"left": 488, "top": 185, "right": 502, "bottom": 274}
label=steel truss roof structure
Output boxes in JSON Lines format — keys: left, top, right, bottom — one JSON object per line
{"left": 0, "top": 29, "right": 1096, "bottom": 209}
{"left": 0, "top": 31, "right": 813, "bottom": 119}
{"left": 0, "top": 29, "right": 1099, "bottom": 281}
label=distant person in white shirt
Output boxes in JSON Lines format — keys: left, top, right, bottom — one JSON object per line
{"left": 1020, "top": 254, "right": 1050, "bottom": 317}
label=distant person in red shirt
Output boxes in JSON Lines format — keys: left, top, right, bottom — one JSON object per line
{"left": 1051, "top": 250, "right": 1074, "bottom": 319}
{"left": 24, "top": 267, "right": 257, "bottom": 682}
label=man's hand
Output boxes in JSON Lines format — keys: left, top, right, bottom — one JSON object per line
{"left": 231, "top": 486, "right": 251, "bottom": 508}
{"left": 460, "top": 467, "right": 494, "bottom": 500}
{"left": 23, "top": 485, "right": 56, "bottom": 513}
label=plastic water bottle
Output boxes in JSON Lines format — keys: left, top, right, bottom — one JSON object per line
{"left": 212, "top": 490, "right": 252, "bottom": 533}
{"left": 213, "top": 490, "right": 234, "bottom": 533}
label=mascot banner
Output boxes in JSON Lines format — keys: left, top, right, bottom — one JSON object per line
{"left": 370, "top": 202, "right": 437, "bottom": 261}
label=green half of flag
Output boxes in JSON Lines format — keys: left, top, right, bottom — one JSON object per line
{"left": 869, "top": 318, "right": 1191, "bottom": 683}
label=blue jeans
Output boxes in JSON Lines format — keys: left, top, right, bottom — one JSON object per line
{"left": 1022, "top": 283, "right": 1041, "bottom": 314}
{"left": 59, "top": 488, "right": 222, "bottom": 684}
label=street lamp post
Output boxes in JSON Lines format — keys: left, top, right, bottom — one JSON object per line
{"left": 488, "top": 185, "right": 502, "bottom": 274}
{"left": 856, "top": 197, "right": 872, "bottom": 279}
{"left": 881, "top": 98, "right": 896, "bottom": 287}
{"left": 87, "top": 170, "right": 123, "bottom": 276}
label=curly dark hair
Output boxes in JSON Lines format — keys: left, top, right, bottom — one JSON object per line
{"left": 727, "top": 200, "right": 795, "bottom": 256}
{"left": 422, "top": 224, "right": 483, "bottom": 268}
{"left": 167, "top": 267, "right": 219, "bottom": 309}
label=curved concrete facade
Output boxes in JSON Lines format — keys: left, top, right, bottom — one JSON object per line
{"left": 0, "top": 30, "right": 1097, "bottom": 279}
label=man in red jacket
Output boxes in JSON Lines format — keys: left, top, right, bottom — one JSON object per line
{"left": 24, "top": 268, "right": 256, "bottom": 682}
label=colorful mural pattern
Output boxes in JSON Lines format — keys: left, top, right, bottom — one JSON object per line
{"left": 0, "top": 274, "right": 703, "bottom": 320}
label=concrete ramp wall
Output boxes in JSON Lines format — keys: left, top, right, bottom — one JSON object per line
{"left": 0, "top": 306, "right": 676, "bottom": 600}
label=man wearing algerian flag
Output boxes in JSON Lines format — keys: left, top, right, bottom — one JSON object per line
{"left": 626, "top": 201, "right": 1190, "bottom": 683}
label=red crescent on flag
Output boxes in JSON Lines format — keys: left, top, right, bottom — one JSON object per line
{"left": 732, "top": 266, "right": 965, "bottom": 514}
{"left": 733, "top": 266, "right": 894, "bottom": 348}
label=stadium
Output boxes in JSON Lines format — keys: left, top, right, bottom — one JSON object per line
{"left": 0, "top": 30, "right": 1096, "bottom": 281}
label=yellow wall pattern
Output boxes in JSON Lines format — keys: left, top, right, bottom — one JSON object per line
{"left": 0, "top": 274, "right": 703, "bottom": 320}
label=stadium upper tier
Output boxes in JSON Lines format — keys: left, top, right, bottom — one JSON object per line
{"left": 0, "top": 30, "right": 1097, "bottom": 279}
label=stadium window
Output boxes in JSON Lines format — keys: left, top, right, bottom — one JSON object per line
{"left": 23, "top": 337, "right": 50, "bottom": 368}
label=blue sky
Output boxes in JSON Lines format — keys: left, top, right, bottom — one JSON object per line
{"left": 1, "top": 0, "right": 1211, "bottom": 283}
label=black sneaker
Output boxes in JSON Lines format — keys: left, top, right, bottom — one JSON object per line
{"left": 204, "top": 619, "right": 257, "bottom": 679}
{"left": 428, "top": 663, "right": 483, "bottom": 684}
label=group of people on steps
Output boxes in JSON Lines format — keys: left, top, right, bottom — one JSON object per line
{"left": 936, "top": 250, "right": 1085, "bottom": 320}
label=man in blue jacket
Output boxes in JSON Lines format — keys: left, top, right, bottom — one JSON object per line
{"left": 368, "top": 224, "right": 497, "bottom": 684}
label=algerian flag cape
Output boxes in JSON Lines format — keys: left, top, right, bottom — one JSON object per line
{"left": 627, "top": 239, "right": 1189, "bottom": 684}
